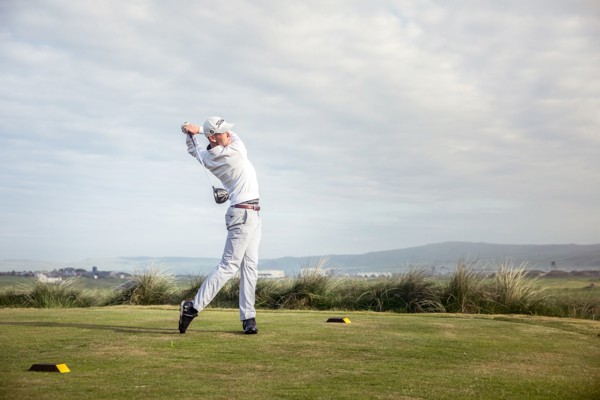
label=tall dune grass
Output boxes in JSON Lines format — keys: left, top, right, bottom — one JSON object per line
{"left": 486, "top": 260, "right": 547, "bottom": 315}
{"left": 110, "top": 266, "right": 175, "bottom": 305}
{"left": 1, "top": 260, "right": 596, "bottom": 319}
{"left": 443, "top": 259, "right": 486, "bottom": 313}
{"left": 25, "top": 278, "right": 94, "bottom": 308}
{"left": 356, "top": 269, "right": 443, "bottom": 312}
{"left": 546, "top": 290, "right": 599, "bottom": 319}
{"left": 275, "top": 261, "right": 340, "bottom": 309}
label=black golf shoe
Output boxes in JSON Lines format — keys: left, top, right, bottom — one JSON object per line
{"left": 242, "top": 317, "right": 258, "bottom": 334}
{"left": 178, "top": 300, "right": 198, "bottom": 334}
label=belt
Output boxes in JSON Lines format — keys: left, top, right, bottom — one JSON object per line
{"left": 233, "top": 204, "right": 261, "bottom": 211}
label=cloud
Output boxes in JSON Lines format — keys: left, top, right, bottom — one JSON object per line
{"left": 0, "top": 0, "right": 598, "bottom": 263}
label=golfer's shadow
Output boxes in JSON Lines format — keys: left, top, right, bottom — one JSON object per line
{"left": 0, "top": 321, "right": 234, "bottom": 335}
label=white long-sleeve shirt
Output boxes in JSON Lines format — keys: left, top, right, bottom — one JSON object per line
{"left": 188, "top": 132, "right": 260, "bottom": 205}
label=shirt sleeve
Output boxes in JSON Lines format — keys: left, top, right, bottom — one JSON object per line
{"left": 186, "top": 134, "right": 209, "bottom": 163}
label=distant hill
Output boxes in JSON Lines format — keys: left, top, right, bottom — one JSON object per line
{"left": 1, "top": 242, "right": 599, "bottom": 275}
{"left": 259, "top": 242, "right": 600, "bottom": 274}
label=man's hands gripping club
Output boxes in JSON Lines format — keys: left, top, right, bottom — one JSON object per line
{"left": 181, "top": 122, "right": 201, "bottom": 135}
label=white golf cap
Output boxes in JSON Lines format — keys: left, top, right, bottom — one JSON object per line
{"left": 203, "top": 116, "right": 234, "bottom": 137}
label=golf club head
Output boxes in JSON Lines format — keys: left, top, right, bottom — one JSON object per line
{"left": 213, "top": 188, "right": 229, "bottom": 204}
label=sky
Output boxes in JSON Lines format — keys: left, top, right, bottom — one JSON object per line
{"left": 1, "top": 0, "right": 599, "bottom": 263}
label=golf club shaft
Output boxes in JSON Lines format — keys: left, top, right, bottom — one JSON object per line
{"left": 187, "top": 133, "right": 216, "bottom": 190}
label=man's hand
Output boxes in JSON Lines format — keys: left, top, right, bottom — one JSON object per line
{"left": 181, "top": 122, "right": 201, "bottom": 135}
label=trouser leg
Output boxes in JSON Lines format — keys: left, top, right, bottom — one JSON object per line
{"left": 239, "top": 211, "right": 262, "bottom": 320}
{"left": 192, "top": 258, "right": 239, "bottom": 313}
{"left": 193, "top": 207, "right": 261, "bottom": 315}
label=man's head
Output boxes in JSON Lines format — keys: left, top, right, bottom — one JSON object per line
{"left": 204, "top": 116, "right": 233, "bottom": 147}
{"left": 203, "top": 116, "right": 233, "bottom": 137}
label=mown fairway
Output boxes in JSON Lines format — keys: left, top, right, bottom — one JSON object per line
{"left": 1, "top": 307, "right": 599, "bottom": 400}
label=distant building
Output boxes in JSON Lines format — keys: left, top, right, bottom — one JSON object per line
{"left": 64, "top": 268, "right": 76, "bottom": 276}
{"left": 258, "top": 270, "right": 286, "bottom": 279}
{"left": 108, "top": 271, "right": 130, "bottom": 279}
{"left": 35, "top": 273, "right": 62, "bottom": 283}
{"left": 355, "top": 272, "right": 393, "bottom": 278}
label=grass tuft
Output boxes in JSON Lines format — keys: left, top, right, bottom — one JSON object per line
{"left": 275, "top": 259, "right": 336, "bottom": 309}
{"left": 356, "top": 269, "right": 443, "bottom": 313}
{"left": 549, "top": 290, "right": 600, "bottom": 319}
{"left": 110, "top": 266, "right": 175, "bottom": 305}
{"left": 25, "top": 278, "right": 93, "bottom": 308}
{"left": 443, "top": 259, "right": 486, "bottom": 313}
{"left": 486, "top": 260, "right": 547, "bottom": 314}
{"left": 178, "top": 274, "right": 206, "bottom": 301}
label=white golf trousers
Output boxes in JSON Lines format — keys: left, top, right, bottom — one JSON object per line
{"left": 193, "top": 206, "right": 262, "bottom": 321}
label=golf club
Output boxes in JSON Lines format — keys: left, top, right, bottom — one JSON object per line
{"left": 181, "top": 122, "right": 229, "bottom": 204}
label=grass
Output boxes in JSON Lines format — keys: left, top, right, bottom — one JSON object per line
{"left": 540, "top": 277, "right": 600, "bottom": 290}
{"left": 442, "top": 259, "right": 486, "bottom": 313}
{"left": 1, "top": 261, "right": 599, "bottom": 319}
{"left": 0, "top": 278, "right": 96, "bottom": 308}
{"left": 0, "top": 275, "right": 132, "bottom": 290}
{"left": 108, "top": 266, "right": 175, "bottom": 305}
{"left": 487, "top": 261, "right": 547, "bottom": 314}
{"left": 270, "top": 264, "right": 343, "bottom": 310}
{"left": 0, "top": 307, "right": 598, "bottom": 400}
{"left": 355, "top": 269, "right": 443, "bottom": 313}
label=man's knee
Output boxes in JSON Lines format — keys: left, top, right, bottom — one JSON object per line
{"left": 216, "top": 261, "right": 241, "bottom": 277}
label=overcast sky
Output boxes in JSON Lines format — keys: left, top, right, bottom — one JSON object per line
{"left": 1, "top": 0, "right": 598, "bottom": 263}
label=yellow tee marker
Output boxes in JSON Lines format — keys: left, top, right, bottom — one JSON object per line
{"left": 326, "top": 317, "right": 351, "bottom": 323}
{"left": 28, "top": 363, "right": 70, "bottom": 373}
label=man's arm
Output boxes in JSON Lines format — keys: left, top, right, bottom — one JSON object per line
{"left": 185, "top": 134, "right": 199, "bottom": 157}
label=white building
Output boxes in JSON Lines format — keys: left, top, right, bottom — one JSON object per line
{"left": 355, "top": 272, "right": 393, "bottom": 278}
{"left": 35, "top": 273, "right": 62, "bottom": 283}
{"left": 258, "top": 270, "right": 286, "bottom": 279}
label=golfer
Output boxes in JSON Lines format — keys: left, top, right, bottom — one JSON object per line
{"left": 179, "top": 116, "right": 262, "bottom": 334}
